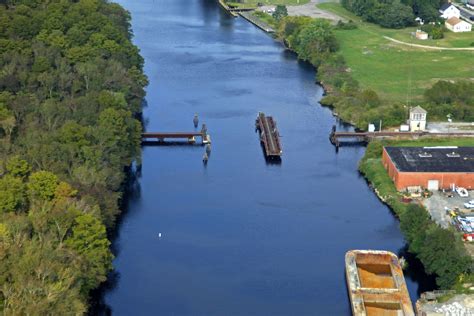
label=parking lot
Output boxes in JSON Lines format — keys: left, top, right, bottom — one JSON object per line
{"left": 422, "top": 190, "right": 473, "bottom": 229}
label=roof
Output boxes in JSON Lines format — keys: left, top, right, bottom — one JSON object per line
{"left": 446, "top": 17, "right": 463, "bottom": 26}
{"left": 440, "top": 3, "right": 456, "bottom": 11}
{"left": 384, "top": 146, "right": 474, "bottom": 173}
{"left": 410, "top": 105, "right": 427, "bottom": 114}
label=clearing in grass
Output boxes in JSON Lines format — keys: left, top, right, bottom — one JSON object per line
{"left": 317, "top": 3, "right": 474, "bottom": 103}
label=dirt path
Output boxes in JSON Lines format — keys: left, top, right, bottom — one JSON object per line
{"left": 384, "top": 36, "right": 474, "bottom": 51}
{"left": 258, "top": 0, "right": 344, "bottom": 23}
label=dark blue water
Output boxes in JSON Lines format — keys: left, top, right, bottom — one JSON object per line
{"left": 95, "top": 0, "right": 434, "bottom": 314}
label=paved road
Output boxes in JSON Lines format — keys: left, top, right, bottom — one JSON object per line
{"left": 427, "top": 122, "right": 474, "bottom": 134}
{"left": 258, "top": 0, "right": 344, "bottom": 22}
{"left": 455, "top": 4, "right": 474, "bottom": 22}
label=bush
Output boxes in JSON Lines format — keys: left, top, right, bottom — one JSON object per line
{"left": 342, "top": 0, "right": 415, "bottom": 28}
{"left": 335, "top": 20, "right": 358, "bottom": 30}
{"left": 421, "top": 24, "right": 445, "bottom": 39}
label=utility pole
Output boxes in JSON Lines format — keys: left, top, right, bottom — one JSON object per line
{"left": 447, "top": 114, "right": 452, "bottom": 136}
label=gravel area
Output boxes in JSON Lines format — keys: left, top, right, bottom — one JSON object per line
{"left": 427, "top": 122, "right": 474, "bottom": 133}
{"left": 422, "top": 190, "right": 473, "bottom": 229}
{"left": 418, "top": 294, "right": 474, "bottom": 316}
{"left": 257, "top": 0, "right": 345, "bottom": 22}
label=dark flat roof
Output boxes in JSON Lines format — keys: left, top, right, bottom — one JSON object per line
{"left": 385, "top": 146, "right": 474, "bottom": 173}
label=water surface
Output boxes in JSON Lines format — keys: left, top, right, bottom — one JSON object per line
{"left": 96, "top": 0, "right": 434, "bottom": 314}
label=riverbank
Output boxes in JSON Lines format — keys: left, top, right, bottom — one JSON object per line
{"left": 237, "top": 7, "right": 473, "bottom": 297}
{"left": 358, "top": 139, "right": 474, "bottom": 292}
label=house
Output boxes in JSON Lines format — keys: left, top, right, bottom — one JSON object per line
{"left": 439, "top": 3, "right": 460, "bottom": 19}
{"left": 445, "top": 17, "right": 472, "bottom": 32}
{"left": 415, "top": 30, "right": 428, "bottom": 40}
{"left": 382, "top": 146, "right": 474, "bottom": 191}
{"left": 408, "top": 106, "right": 427, "bottom": 131}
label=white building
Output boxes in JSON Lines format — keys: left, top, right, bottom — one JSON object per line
{"left": 445, "top": 17, "right": 472, "bottom": 32}
{"left": 409, "top": 106, "right": 427, "bottom": 131}
{"left": 439, "top": 3, "right": 460, "bottom": 19}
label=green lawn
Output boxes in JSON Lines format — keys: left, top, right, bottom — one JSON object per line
{"left": 317, "top": 3, "right": 474, "bottom": 102}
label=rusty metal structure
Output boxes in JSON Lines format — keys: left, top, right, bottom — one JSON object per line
{"left": 255, "top": 112, "right": 282, "bottom": 158}
{"left": 329, "top": 125, "right": 474, "bottom": 149}
{"left": 142, "top": 125, "right": 211, "bottom": 145}
{"left": 345, "top": 250, "right": 414, "bottom": 316}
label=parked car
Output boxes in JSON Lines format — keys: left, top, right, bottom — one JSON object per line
{"left": 465, "top": 202, "right": 474, "bottom": 209}
{"left": 456, "top": 187, "right": 469, "bottom": 198}
{"left": 470, "top": 16, "right": 474, "bottom": 21}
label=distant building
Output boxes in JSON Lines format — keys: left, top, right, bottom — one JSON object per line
{"left": 382, "top": 146, "right": 474, "bottom": 191}
{"left": 445, "top": 17, "right": 472, "bottom": 32}
{"left": 415, "top": 30, "right": 428, "bottom": 40}
{"left": 439, "top": 3, "right": 460, "bottom": 19}
{"left": 409, "top": 106, "right": 427, "bottom": 131}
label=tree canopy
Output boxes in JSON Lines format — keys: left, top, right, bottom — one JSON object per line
{"left": 0, "top": 0, "right": 147, "bottom": 312}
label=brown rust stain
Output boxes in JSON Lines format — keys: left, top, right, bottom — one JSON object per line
{"left": 357, "top": 263, "right": 396, "bottom": 289}
{"left": 346, "top": 250, "right": 415, "bottom": 316}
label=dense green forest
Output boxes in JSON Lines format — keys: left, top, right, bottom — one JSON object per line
{"left": 341, "top": 0, "right": 445, "bottom": 28}
{"left": 0, "top": 0, "right": 147, "bottom": 313}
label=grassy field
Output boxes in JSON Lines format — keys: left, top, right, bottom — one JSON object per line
{"left": 317, "top": 3, "right": 474, "bottom": 102}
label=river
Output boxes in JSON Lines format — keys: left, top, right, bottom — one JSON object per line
{"left": 93, "top": 0, "right": 435, "bottom": 314}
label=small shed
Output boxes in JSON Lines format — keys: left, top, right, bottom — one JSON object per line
{"left": 415, "top": 30, "right": 428, "bottom": 40}
{"left": 409, "top": 106, "right": 427, "bottom": 131}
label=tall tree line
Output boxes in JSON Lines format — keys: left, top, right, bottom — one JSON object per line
{"left": 341, "top": 0, "right": 446, "bottom": 28}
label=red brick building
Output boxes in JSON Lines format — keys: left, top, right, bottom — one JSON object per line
{"left": 382, "top": 146, "right": 474, "bottom": 191}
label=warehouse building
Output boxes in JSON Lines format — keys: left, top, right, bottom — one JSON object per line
{"left": 382, "top": 146, "right": 474, "bottom": 191}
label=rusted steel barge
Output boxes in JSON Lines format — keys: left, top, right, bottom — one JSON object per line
{"left": 255, "top": 112, "right": 282, "bottom": 158}
{"left": 345, "top": 250, "right": 414, "bottom": 316}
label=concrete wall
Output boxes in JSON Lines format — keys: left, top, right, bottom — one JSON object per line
{"left": 382, "top": 148, "right": 474, "bottom": 191}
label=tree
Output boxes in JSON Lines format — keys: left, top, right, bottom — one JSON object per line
{"left": 375, "top": 3, "right": 415, "bottom": 29}
{"left": 0, "top": 175, "right": 26, "bottom": 213}
{"left": 418, "top": 226, "right": 472, "bottom": 288}
{"left": 65, "top": 214, "right": 113, "bottom": 294}
{"left": 1, "top": 238, "right": 86, "bottom": 315}
{"left": 6, "top": 156, "right": 31, "bottom": 178}
{"left": 27, "top": 171, "right": 59, "bottom": 201}
{"left": 272, "top": 5, "right": 288, "bottom": 21}
{"left": 297, "top": 19, "right": 338, "bottom": 66}
{"left": 399, "top": 204, "right": 430, "bottom": 253}
{"left": 0, "top": 102, "right": 16, "bottom": 141}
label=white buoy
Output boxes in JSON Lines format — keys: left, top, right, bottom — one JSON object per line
{"left": 158, "top": 233, "right": 162, "bottom": 238}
